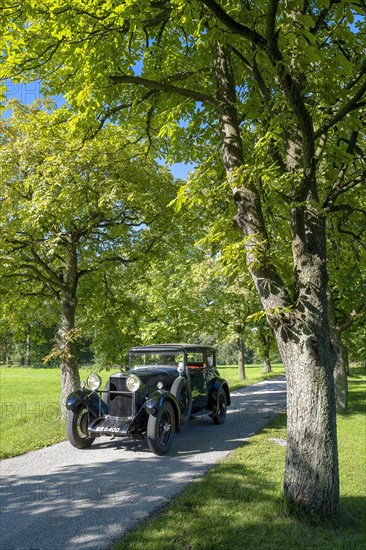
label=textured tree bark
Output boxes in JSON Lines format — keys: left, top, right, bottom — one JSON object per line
{"left": 275, "top": 320, "right": 339, "bottom": 517}
{"left": 259, "top": 332, "right": 272, "bottom": 374}
{"left": 56, "top": 238, "right": 80, "bottom": 417}
{"left": 328, "top": 292, "right": 348, "bottom": 411}
{"left": 25, "top": 323, "right": 31, "bottom": 368}
{"left": 262, "top": 351, "right": 272, "bottom": 374}
{"left": 275, "top": 184, "right": 339, "bottom": 517}
{"left": 237, "top": 336, "right": 246, "bottom": 381}
{"left": 213, "top": 43, "right": 339, "bottom": 518}
{"left": 58, "top": 293, "right": 80, "bottom": 417}
{"left": 333, "top": 342, "right": 349, "bottom": 412}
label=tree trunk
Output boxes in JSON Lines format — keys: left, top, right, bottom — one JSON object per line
{"left": 262, "top": 352, "right": 271, "bottom": 374}
{"left": 328, "top": 291, "right": 348, "bottom": 411}
{"left": 277, "top": 328, "right": 339, "bottom": 517}
{"left": 333, "top": 338, "right": 349, "bottom": 411}
{"left": 213, "top": 43, "right": 339, "bottom": 518}
{"left": 279, "top": 199, "right": 339, "bottom": 517}
{"left": 57, "top": 293, "right": 80, "bottom": 417}
{"left": 56, "top": 237, "right": 80, "bottom": 418}
{"left": 345, "top": 348, "right": 350, "bottom": 376}
{"left": 261, "top": 333, "right": 272, "bottom": 374}
{"left": 25, "top": 323, "right": 31, "bottom": 368}
{"left": 237, "top": 336, "right": 246, "bottom": 381}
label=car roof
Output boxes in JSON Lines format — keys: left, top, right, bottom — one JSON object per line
{"left": 129, "top": 343, "right": 215, "bottom": 353}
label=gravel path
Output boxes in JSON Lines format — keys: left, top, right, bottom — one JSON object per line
{"left": 0, "top": 376, "right": 286, "bottom": 550}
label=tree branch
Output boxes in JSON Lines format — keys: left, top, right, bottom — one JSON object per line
{"left": 29, "top": 248, "right": 65, "bottom": 287}
{"left": 331, "top": 204, "right": 366, "bottom": 215}
{"left": 110, "top": 74, "right": 221, "bottom": 111}
{"left": 163, "top": 68, "right": 211, "bottom": 84}
{"left": 18, "top": 264, "right": 62, "bottom": 296}
{"left": 344, "top": 59, "right": 366, "bottom": 90}
{"left": 314, "top": 78, "right": 366, "bottom": 140}
{"left": 310, "top": 0, "right": 342, "bottom": 35}
{"left": 12, "top": 40, "right": 63, "bottom": 74}
{"left": 337, "top": 303, "right": 365, "bottom": 334}
{"left": 266, "top": 0, "right": 279, "bottom": 50}
{"left": 323, "top": 130, "right": 360, "bottom": 211}
{"left": 232, "top": 47, "right": 271, "bottom": 105}
{"left": 200, "top": 0, "right": 267, "bottom": 48}
{"left": 232, "top": 47, "right": 287, "bottom": 173}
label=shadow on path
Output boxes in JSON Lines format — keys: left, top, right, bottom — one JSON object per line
{"left": 0, "top": 377, "right": 287, "bottom": 550}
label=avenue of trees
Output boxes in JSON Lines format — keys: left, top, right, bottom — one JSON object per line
{"left": 1, "top": 0, "right": 365, "bottom": 519}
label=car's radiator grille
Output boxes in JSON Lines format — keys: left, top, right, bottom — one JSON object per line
{"left": 108, "top": 377, "right": 133, "bottom": 417}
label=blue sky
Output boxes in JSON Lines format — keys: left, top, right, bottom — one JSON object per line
{"left": 2, "top": 81, "right": 193, "bottom": 180}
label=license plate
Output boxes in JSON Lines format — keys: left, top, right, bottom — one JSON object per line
{"left": 94, "top": 426, "right": 122, "bottom": 433}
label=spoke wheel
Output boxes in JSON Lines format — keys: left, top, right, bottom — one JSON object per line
{"left": 147, "top": 401, "right": 175, "bottom": 455}
{"left": 66, "top": 406, "right": 95, "bottom": 449}
{"left": 212, "top": 387, "right": 227, "bottom": 425}
{"left": 171, "top": 377, "right": 192, "bottom": 424}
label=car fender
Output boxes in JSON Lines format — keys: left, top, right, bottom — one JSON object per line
{"left": 65, "top": 389, "right": 108, "bottom": 418}
{"left": 144, "top": 390, "right": 181, "bottom": 433}
{"left": 207, "top": 378, "right": 231, "bottom": 412}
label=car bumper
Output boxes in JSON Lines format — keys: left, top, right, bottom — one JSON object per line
{"left": 88, "top": 416, "right": 133, "bottom": 437}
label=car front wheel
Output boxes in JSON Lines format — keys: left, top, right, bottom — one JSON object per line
{"left": 147, "top": 401, "right": 175, "bottom": 455}
{"left": 66, "top": 406, "right": 95, "bottom": 449}
{"left": 211, "top": 387, "right": 227, "bottom": 425}
{"left": 171, "top": 377, "right": 192, "bottom": 424}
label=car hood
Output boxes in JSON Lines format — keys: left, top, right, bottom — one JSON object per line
{"left": 127, "top": 366, "right": 180, "bottom": 377}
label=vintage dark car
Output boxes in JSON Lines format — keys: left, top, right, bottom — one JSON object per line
{"left": 66, "top": 343, "right": 231, "bottom": 455}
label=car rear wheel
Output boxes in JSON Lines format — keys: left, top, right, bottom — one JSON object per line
{"left": 171, "top": 377, "right": 192, "bottom": 424}
{"left": 66, "top": 406, "right": 95, "bottom": 449}
{"left": 212, "top": 387, "right": 227, "bottom": 425}
{"left": 147, "top": 401, "right": 175, "bottom": 455}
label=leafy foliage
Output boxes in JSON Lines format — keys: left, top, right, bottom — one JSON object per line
{"left": 0, "top": 100, "right": 178, "bottom": 367}
{"left": 2, "top": 0, "right": 365, "bottom": 517}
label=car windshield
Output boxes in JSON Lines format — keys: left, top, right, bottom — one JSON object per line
{"left": 129, "top": 351, "right": 184, "bottom": 369}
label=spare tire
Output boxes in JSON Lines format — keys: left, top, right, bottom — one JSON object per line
{"left": 171, "top": 377, "right": 192, "bottom": 425}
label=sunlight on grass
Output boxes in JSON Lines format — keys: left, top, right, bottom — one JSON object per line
{"left": 218, "top": 364, "right": 285, "bottom": 391}
{"left": 0, "top": 366, "right": 90, "bottom": 458}
{"left": 113, "top": 367, "right": 366, "bottom": 550}
{"left": 0, "top": 363, "right": 282, "bottom": 459}
{"left": 1, "top": 364, "right": 365, "bottom": 547}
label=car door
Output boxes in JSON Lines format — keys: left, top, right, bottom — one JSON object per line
{"left": 187, "top": 351, "right": 208, "bottom": 412}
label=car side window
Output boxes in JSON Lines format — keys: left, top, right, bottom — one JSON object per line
{"left": 187, "top": 352, "right": 205, "bottom": 369}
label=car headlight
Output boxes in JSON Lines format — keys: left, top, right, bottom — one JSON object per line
{"left": 126, "top": 374, "right": 141, "bottom": 392}
{"left": 86, "top": 373, "right": 102, "bottom": 391}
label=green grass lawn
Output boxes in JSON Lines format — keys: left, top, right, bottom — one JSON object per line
{"left": 112, "top": 367, "right": 366, "bottom": 550}
{"left": 0, "top": 366, "right": 92, "bottom": 458}
{"left": 0, "top": 366, "right": 66, "bottom": 458}
{"left": 219, "top": 363, "right": 285, "bottom": 391}
{"left": 1, "top": 364, "right": 364, "bottom": 547}
{"left": 0, "top": 363, "right": 278, "bottom": 459}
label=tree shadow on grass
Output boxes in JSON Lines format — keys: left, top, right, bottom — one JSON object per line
{"left": 117, "top": 410, "right": 366, "bottom": 550}
{"left": 119, "top": 460, "right": 366, "bottom": 550}
{"left": 0, "top": 379, "right": 288, "bottom": 550}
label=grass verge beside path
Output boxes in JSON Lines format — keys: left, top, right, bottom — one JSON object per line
{"left": 0, "top": 367, "right": 67, "bottom": 458}
{"left": 113, "top": 367, "right": 366, "bottom": 550}
{"left": 0, "top": 364, "right": 279, "bottom": 459}
{"left": 219, "top": 363, "right": 285, "bottom": 391}
{"left": 0, "top": 366, "right": 92, "bottom": 458}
